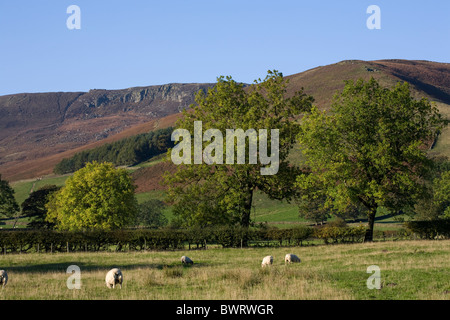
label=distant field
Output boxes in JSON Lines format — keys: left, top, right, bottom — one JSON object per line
{"left": 5, "top": 175, "right": 71, "bottom": 228}
{"left": 0, "top": 240, "right": 448, "bottom": 300}
{"left": 251, "top": 192, "right": 305, "bottom": 224}
{"left": 430, "top": 101, "right": 450, "bottom": 159}
{"left": 11, "top": 175, "right": 70, "bottom": 207}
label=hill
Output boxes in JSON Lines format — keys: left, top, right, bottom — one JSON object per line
{"left": 284, "top": 59, "right": 450, "bottom": 160}
{"left": 285, "top": 59, "right": 450, "bottom": 108}
{"left": 136, "top": 59, "right": 450, "bottom": 193}
{"left": 0, "top": 84, "right": 213, "bottom": 181}
{"left": 1, "top": 59, "right": 449, "bottom": 183}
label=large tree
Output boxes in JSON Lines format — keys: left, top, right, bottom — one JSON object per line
{"left": 164, "top": 70, "right": 313, "bottom": 228}
{"left": 46, "top": 161, "right": 138, "bottom": 231}
{"left": 296, "top": 78, "right": 447, "bottom": 241}
{"left": 0, "top": 174, "right": 19, "bottom": 218}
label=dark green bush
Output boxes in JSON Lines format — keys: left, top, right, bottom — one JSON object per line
{"left": 405, "top": 219, "right": 450, "bottom": 239}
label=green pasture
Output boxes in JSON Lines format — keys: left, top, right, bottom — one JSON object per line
{"left": 0, "top": 240, "right": 448, "bottom": 300}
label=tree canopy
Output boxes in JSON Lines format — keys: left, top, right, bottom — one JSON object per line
{"left": 164, "top": 70, "right": 314, "bottom": 228}
{"left": 46, "top": 161, "right": 138, "bottom": 231}
{"left": 296, "top": 78, "right": 447, "bottom": 241}
{"left": 0, "top": 174, "right": 19, "bottom": 218}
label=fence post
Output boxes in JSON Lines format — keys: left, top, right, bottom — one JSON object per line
{"left": 67, "top": 242, "right": 69, "bottom": 253}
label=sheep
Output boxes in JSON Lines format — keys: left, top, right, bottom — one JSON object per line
{"left": 261, "top": 255, "right": 273, "bottom": 267}
{"left": 284, "top": 254, "right": 301, "bottom": 265}
{"left": 0, "top": 270, "right": 7, "bottom": 288}
{"left": 105, "top": 268, "right": 123, "bottom": 289}
{"left": 181, "top": 256, "right": 194, "bottom": 265}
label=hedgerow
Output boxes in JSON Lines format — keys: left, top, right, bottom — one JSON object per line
{"left": 405, "top": 219, "right": 450, "bottom": 239}
{"left": 0, "top": 224, "right": 393, "bottom": 254}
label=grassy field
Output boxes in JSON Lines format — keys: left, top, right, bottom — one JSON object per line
{"left": 0, "top": 240, "right": 448, "bottom": 300}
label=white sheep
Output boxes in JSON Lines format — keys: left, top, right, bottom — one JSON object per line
{"left": 105, "top": 268, "right": 123, "bottom": 289}
{"left": 261, "top": 255, "right": 273, "bottom": 267}
{"left": 284, "top": 253, "right": 301, "bottom": 265}
{"left": 181, "top": 256, "right": 193, "bottom": 265}
{"left": 0, "top": 270, "right": 8, "bottom": 288}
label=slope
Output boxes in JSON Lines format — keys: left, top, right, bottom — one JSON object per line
{"left": 1, "top": 59, "right": 449, "bottom": 184}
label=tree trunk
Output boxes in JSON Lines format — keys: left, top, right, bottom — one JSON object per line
{"left": 364, "top": 207, "right": 377, "bottom": 242}
{"left": 240, "top": 187, "right": 253, "bottom": 247}
{"left": 240, "top": 187, "right": 253, "bottom": 228}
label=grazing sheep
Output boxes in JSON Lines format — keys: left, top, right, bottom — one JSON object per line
{"left": 284, "top": 254, "right": 301, "bottom": 265}
{"left": 105, "top": 268, "right": 123, "bottom": 289}
{"left": 261, "top": 255, "right": 273, "bottom": 267}
{"left": 181, "top": 256, "right": 194, "bottom": 265}
{"left": 0, "top": 270, "right": 7, "bottom": 288}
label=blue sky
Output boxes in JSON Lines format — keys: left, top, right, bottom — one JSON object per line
{"left": 0, "top": 0, "right": 449, "bottom": 95}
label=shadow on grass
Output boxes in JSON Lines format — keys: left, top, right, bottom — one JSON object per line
{"left": 350, "top": 213, "right": 405, "bottom": 224}
{"left": 5, "top": 261, "right": 209, "bottom": 274}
